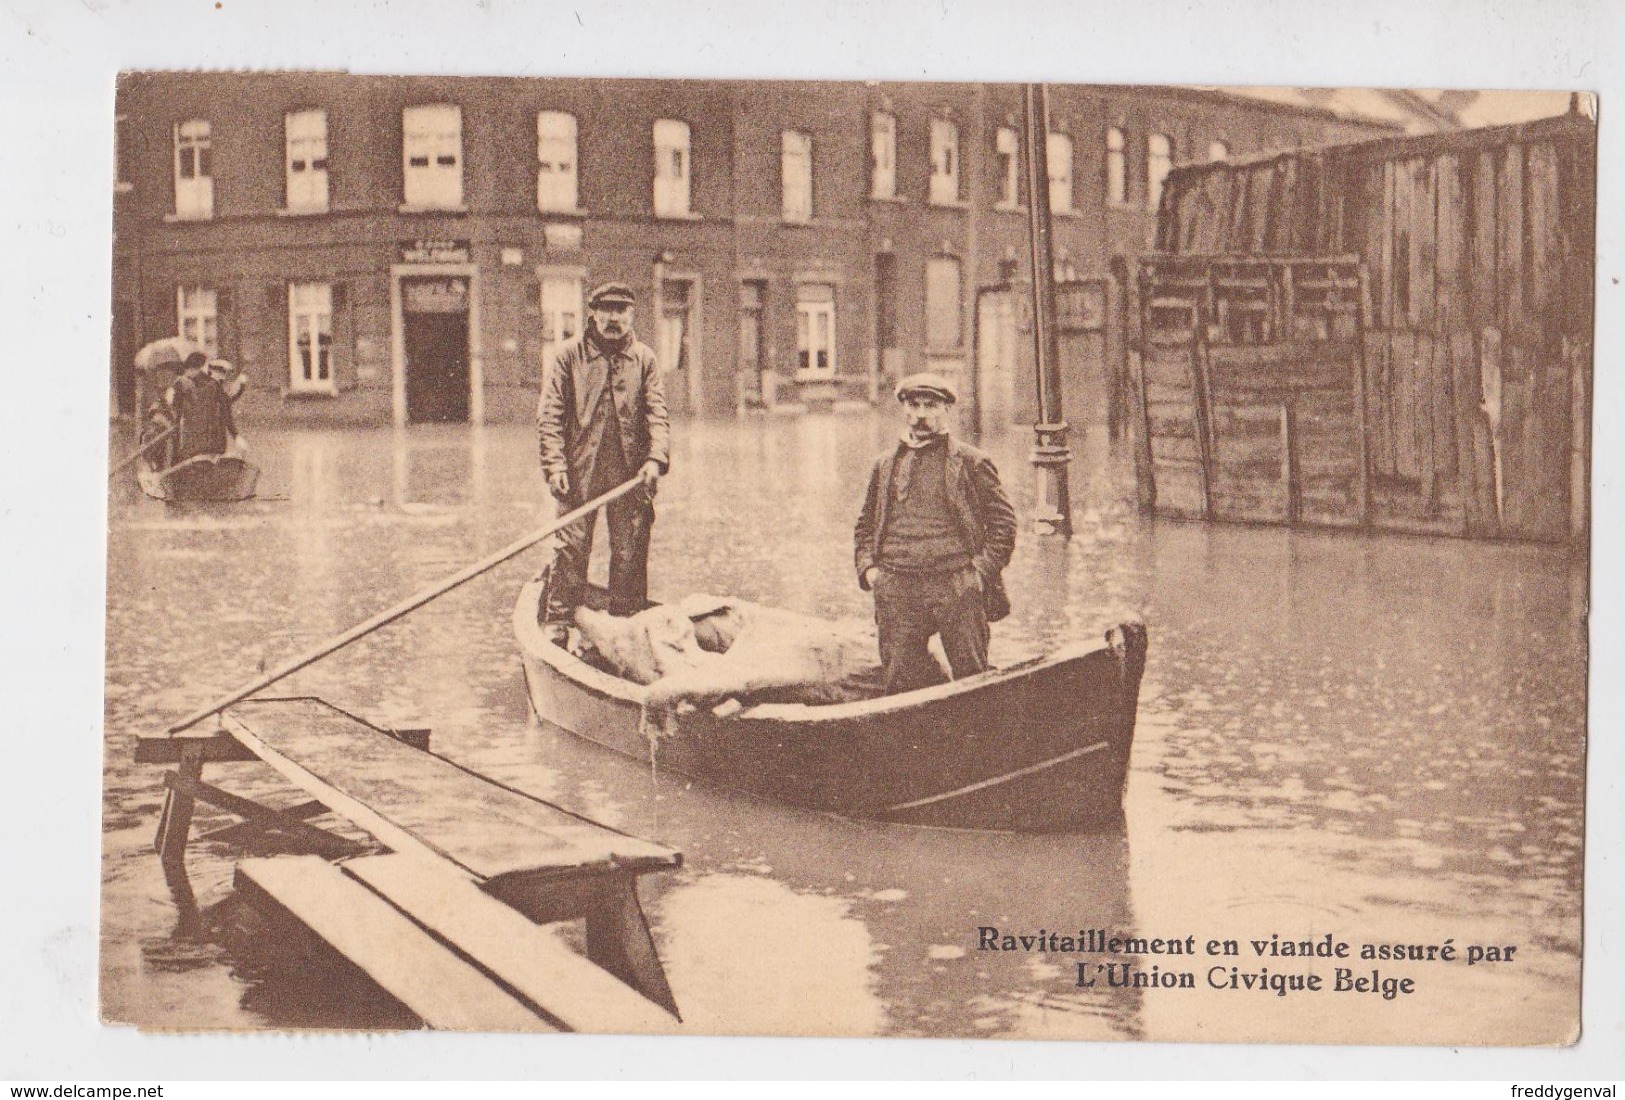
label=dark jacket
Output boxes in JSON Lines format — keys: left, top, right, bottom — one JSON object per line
{"left": 854, "top": 436, "right": 1018, "bottom": 621}
{"left": 537, "top": 328, "right": 671, "bottom": 491}
{"left": 168, "top": 371, "right": 237, "bottom": 463}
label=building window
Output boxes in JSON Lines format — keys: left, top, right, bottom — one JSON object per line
{"left": 402, "top": 104, "right": 463, "bottom": 209}
{"left": 288, "top": 282, "right": 334, "bottom": 393}
{"left": 176, "top": 286, "right": 218, "bottom": 352}
{"left": 1047, "top": 131, "right": 1074, "bottom": 213}
{"left": 536, "top": 111, "right": 578, "bottom": 212}
{"left": 284, "top": 109, "right": 328, "bottom": 213}
{"left": 739, "top": 280, "right": 767, "bottom": 404}
{"left": 870, "top": 112, "right": 896, "bottom": 199}
{"left": 1208, "top": 139, "right": 1229, "bottom": 162}
{"left": 1106, "top": 126, "right": 1127, "bottom": 206}
{"left": 1147, "top": 132, "right": 1172, "bottom": 212}
{"left": 929, "top": 118, "right": 959, "bottom": 205}
{"left": 653, "top": 118, "right": 691, "bottom": 217}
{"left": 995, "top": 127, "right": 1020, "bottom": 208}
{"left": 538, "top": 273, "right": 583, "bottom": 374}
{"left": 925, "top": 256, "right": 962, "bottom": 351}
{"left": 781, "top": 130, "right": 813, "bottom": 222}
{"left": 173, "top": 119, "right": 213, "bottom": 219}
{"left": 795, "top": 283, "right": 836, "bottom": 377}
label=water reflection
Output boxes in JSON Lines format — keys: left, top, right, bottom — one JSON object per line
{"left": 102, "top": 414, "right": 1584, "bottom": 1042}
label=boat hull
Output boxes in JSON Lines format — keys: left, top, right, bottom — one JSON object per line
{"left": 514, "top": 580, "right": 1146, "bottom": 833}
{"left": 139, "top": 454, "right": 260, "bottom": 502}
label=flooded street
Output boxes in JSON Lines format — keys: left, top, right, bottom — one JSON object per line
{"left": 101, "top": 412, "right": 1586, "bottom": 1043}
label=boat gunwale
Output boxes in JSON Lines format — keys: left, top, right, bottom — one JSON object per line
{"left": 512, "top": 579, "right": 1134, "bottom": 724}
{"left": 138, "top": 452, "right": 261, "bottom": 502}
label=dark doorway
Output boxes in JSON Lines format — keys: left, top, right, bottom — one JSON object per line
{"left": 402, "top": 276, "right": 471, "bottom": 423}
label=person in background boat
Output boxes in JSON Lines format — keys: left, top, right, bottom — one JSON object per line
{"left": 854, "top": 373, "right": 1018, "bottom": 695}
{"left": 536, "top": 282, "right": 671, "bottom": 643}
{"left": 165, "top": 351, "right": 240, "bottom": 464}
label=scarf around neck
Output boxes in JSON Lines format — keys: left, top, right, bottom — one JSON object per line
{"left": 586, "top": 324, "right": 634, "bottom": 359}
{"left": 900, "top": 428, "right": 948, "bottom": 449}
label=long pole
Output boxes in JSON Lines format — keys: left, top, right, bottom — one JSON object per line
{"left": 108, "top": 426, "right": 174, "bottom": 479}
{"left": 1021, "top": 83, "right": 1073, "bottom": 537}
{"left": 165, "top": 475, "right": 645, "bottom": 734}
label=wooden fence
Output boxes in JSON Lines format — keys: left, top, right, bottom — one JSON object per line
{"left": 1146, "top": 111, "right": 1594, "bottom": 543}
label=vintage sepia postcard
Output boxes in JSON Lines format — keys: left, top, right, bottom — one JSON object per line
{"left": 97, "top": 68, "right": 1595, "bottom": 1053}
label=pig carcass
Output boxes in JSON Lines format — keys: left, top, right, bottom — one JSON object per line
{"left": 573, "top": 595, "right": 898, "bottom": 711}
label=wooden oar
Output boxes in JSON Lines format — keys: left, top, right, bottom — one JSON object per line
{"left": 108, "top": 427, "right": 174, "bottom": 479}
{"left": 166, "top": 474, "right": 646, "bottom": 734}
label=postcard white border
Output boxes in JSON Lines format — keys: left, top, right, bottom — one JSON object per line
{"left": 3, "top": 0, "right": 1620, "bottom": 1081}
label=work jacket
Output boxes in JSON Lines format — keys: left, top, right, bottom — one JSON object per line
{"left": 853, "top": 436, "right": 1018, "bottom": 621}
{"left": 168, "top": 371, "right": 237, "bottom": 463}
{"left": 537, "top": 329, "right": 671, "bottom": 493}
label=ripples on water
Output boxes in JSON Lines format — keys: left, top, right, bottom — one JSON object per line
{"left": 102, "top": 417, "right": 1585, "bottom": 1043}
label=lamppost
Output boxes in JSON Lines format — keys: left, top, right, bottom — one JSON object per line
{"left": 1021, "top": 83, "right": 1073, "bottom": 537}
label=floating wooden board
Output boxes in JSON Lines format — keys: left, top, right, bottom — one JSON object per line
{"left": 343, "top": 853, "right": 681, "bottom": 1034}
{"left": 221, "top": 698, "right": 678, "bottom": 885}
{"left": 235, "top": 855, "right": 552, "bottom": 1033}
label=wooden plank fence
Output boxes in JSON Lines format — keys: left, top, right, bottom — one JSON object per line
{"left": 1143, "top": 111, "right": 1594, "bottom": 543}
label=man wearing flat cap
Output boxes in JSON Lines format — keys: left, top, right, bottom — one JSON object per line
{"left": 537, "top": 282, "right": 670, "bottom": 634}
{"left": 166, "top": 350, "right": 240, "bottom": 464}
{"left": 854, "top": 372, "right": 1017, "bottom": 694}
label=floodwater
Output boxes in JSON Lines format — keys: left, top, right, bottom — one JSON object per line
{"left": 101, "top": 412, "right": 1586, "bottom": 1044}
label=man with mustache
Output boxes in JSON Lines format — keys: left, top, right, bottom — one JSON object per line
{"left": 854, "top": 373, "right": 1017, "bottom": 694}
{"left": 537, "top": 282, "right": 670, "bottom": 640}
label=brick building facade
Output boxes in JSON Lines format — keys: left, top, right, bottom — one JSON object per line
{"left": 111, "top": 74, "right": 1394, "bottom": 428}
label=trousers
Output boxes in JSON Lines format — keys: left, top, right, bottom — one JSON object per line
{"left": 543, "top": 483, "right": 655, "bottom": 622}
{"left": 872, "top": 564, "right": 989, "bottom": 695}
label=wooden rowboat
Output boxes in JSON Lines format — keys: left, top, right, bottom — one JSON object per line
{"left": 138, "top": 453, "right": 260, "bottom": 502}
{"left": 513, "top": 578, "right": 1147, "bottom": 833}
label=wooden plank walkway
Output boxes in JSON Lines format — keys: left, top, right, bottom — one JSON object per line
{"left": 139, "top": 695, "right": 684, "bottom": 1027}
{"left": 234, "top": 856, "right": 551, "bottom": 1033}
{"left": 220, "top": 698, "right": 677, "bottom": 885}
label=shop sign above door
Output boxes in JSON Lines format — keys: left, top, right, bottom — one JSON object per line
{"left": 400, "top": 239, "right": 471, "bottom": 264}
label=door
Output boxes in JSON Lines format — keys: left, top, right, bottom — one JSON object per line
{"left": 975, "top": 288, "right": 1027, "bottom": 432}
{"left": 658, "top": 278, "right": 695, "bottom": 415}
{"left": 402, "top": 276, "right": 470, "bottom": 423}
{"left": 538, "top": 273, "right": 582, "bottom": 377}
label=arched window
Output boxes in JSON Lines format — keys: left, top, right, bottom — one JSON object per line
{"left": 653, "top": 118, "right": 691, "bottom": 216}
{"left": 174, "top": 119, "right": 213, "bottom": 218}
{"left": 870, "top": 112, "right": 896, "bottom": 199}
{"left": 929, "top": 118, "right": 960, "bottom": 205}
{"left": 1146, "top": 132, "right": 1172, "bottom": 212}
{"left": 536, "top": 111, "right": 578, "bottom": 212}
{"left": 402, "top": 104, "right": 463, "bottom": 209}
{"left": 1047, "top": 132, "right": 1074, "bottom": 213}
{"left": 781, "top": 130, "right": 813, "bottom": 221}
{"left": 1106, "top": 126, "right": 1126, "bottom": 205}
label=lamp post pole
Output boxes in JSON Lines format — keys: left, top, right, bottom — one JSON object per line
{"left": 1021, "top": 82, "right": 1072, "bottom": 536}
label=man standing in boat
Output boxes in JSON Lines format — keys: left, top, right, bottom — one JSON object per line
{"left": 166, "top": 351, "right": 240, "bottom": 464}
{"left": 854, "top": 373, "right": 1017, "bottom": 695}
{"left": 536, "top": 282, "right": 670, "bottom": 641}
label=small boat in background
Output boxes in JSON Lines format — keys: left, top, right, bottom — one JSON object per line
{"left": 138, "top": 449, "right": 260, "bottom": 503}
{"left": 513, "top": 576, "right": 1148, "bottom": 833}
{"left": 131, "top": 338, "right": 259, "bottom": 503}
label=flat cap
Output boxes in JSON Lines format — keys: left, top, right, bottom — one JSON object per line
{"left": 895, "top": 371, "right": 958, "bottom": 405}
{"left": 588, "top": 282, "right": 637, "bottom": 307}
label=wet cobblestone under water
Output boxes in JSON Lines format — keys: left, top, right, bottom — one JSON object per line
{"left": 102, "top": 412, "right": 1585, "bottom": 1042}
